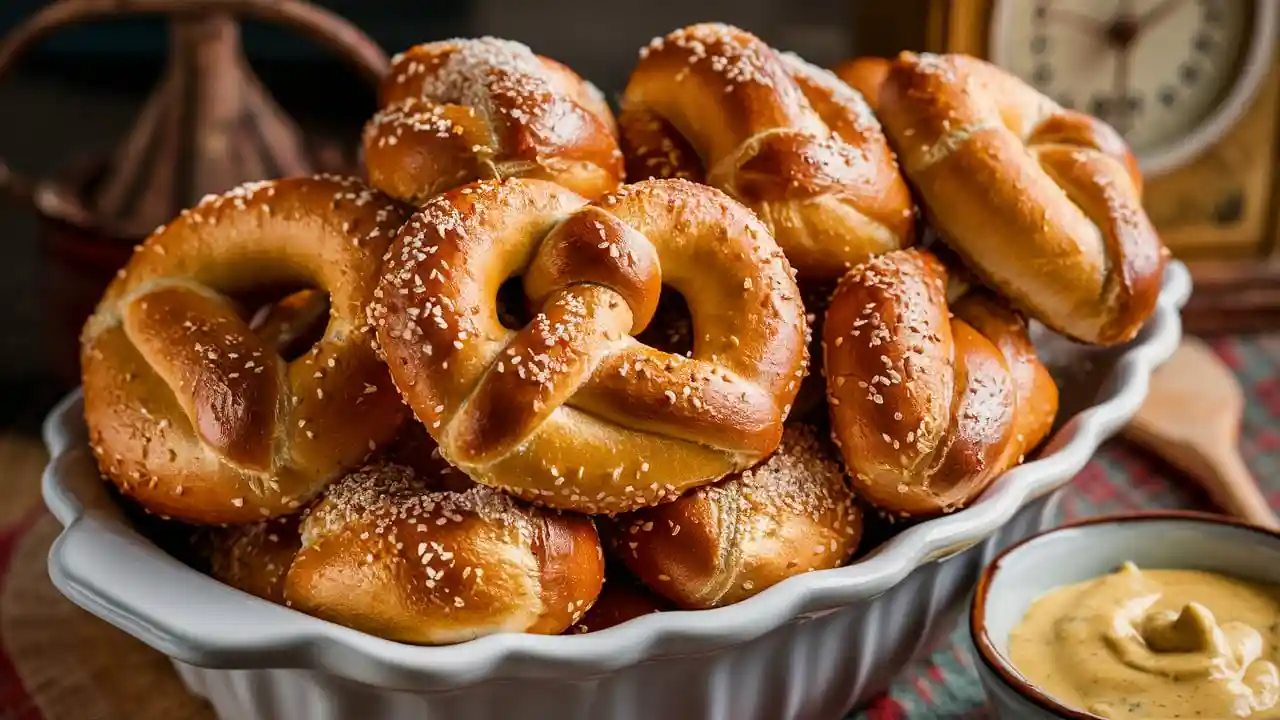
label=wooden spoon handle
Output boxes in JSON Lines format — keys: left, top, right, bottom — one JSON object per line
{"left": 1199, "top": 447, "right": 1280, "bottom": 531}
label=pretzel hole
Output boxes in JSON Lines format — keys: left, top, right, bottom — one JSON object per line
{"left": 497, "top": 276, "right": 536, "bottom": 330}
{"left": 635, "top": 286, "right": 694, "bottom": 357}
{"left": 242, "top": 287, "right": 331, "bottom": 362}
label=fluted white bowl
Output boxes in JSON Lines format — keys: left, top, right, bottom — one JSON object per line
{"left": 42, "top": 263, "right": 1190, "bottom": 719}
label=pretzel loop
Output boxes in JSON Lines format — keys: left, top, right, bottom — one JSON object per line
{"left": 81, "top": 176, "right": 411, "bottom": 524}
{"left": 619, "top": 24, "right": 916, "bottom": 280}
{"left": 374, "top": 177, "right": 808, "bottom": 514}
{"left": 445, "top": 284, "right": 633, "bottom": 466}
{"left": 876, "top": 52, "right": 1166, "bottom": 345}
{"left": 524, "top": 206, "right": 663, "bottom": 334}
{"left": 121, "top": 281, "right": 283, "bottom": 470}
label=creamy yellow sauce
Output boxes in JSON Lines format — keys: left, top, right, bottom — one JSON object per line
{"left": 1009, "top": 563, "right": 1280, "bottom": 719}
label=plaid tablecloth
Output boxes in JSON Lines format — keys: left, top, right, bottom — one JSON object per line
{"left": 1, "top": 335, "right": 1278, "bottom": 719}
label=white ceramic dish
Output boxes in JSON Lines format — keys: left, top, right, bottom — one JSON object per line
{"left": 41, "top": 262, "right": 1190, "bottom": 720}
{"left": 972, "top": 512, "right": 1280, "bottom": 719}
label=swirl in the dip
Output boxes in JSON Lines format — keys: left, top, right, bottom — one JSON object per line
{"left": 1010, "top": 562, "right": 1280, "bottom": 719}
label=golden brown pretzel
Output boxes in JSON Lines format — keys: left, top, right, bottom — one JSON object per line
{"left": 370, "top": 176, "right": 808, "bottom": 514}
{"left": 566, "top": 570, "right": 668, "bottom": 633}
{"left": 80, "top": 176, "right": 411, "bottom": 524}
{"left": 823, "top": 248, "right": 1059, "bottom": 517}
{"left": 283, "top": 462, "right": 605, "bottom": 644}
{"left": 833, "top": 57, "right": 890, "bottom": 110}
{"left": 876, "top": 52, "right": 1167, "bottom": 345}
{"left": 206, "top": 514, "right": 304, "bottom": 604}
{"left": 619, "top": 24, "right": 915, "bottom": 281}
{"left": 607, "top": 424, "right": 862, "bottom": 608}
{"left": 363, "top": 37, "right": 624, "bottom": 205}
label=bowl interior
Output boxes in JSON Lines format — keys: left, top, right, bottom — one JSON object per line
{"left": 978, "top": 515, "right": 1280, "bottom": 664}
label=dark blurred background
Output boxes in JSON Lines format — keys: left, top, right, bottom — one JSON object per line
{"left": 0, "top": 0, "right": 857, "bottom": 430}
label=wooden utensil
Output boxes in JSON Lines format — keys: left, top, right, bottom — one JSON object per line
{"left": 1122, "top": 337, "right": 1280, "bottom": 530}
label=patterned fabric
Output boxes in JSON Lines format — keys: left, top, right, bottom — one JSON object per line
{"left": 0, "top": 336, "right": 1277, "bottom": 719}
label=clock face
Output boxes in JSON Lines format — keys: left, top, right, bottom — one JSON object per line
{"left": 989, "top": 0, "right": 1268, "bottom": 175}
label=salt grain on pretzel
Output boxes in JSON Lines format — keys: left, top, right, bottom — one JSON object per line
{"left": 371, "top": 176, "right": 808, "bottom": 514}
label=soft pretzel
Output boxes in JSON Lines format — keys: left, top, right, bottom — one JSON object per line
{"left": 619, "top": 24, "right": 915, "bottom": 281}
{"left": 206, "top": 514, "right": 303, "bottom": 604}
{"left": 363, "top": 37, "right": 624, "bottom": 206}
{"left": 567, "top": 571, "right": 668, "bottom": 633}
{"left": 204, "top": 415, "right": 468, "bottom": 604}
{"left": 824, "top": 248, "right": 1059, "bottom": 517}
{"left": 369, "top": 176, "right": 808, "bottom": 514}
{"left": 80, "top": 176, "right": 411, "bottom": 524}
{"left": 283, "top": 462, "right": 605, "bottom": 645}
{"left": 833, "top": 57, "right": 890, "bottom": 110}
{"left": 876, "top": 52, "right": 1166, "bottom": 345}
{"left": 607, "top": 424, "right": 861, "bottom": 608}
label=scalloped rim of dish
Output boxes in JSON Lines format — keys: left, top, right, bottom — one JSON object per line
{"left": 41, "top": 262, "right": 1191, "bottom": 691}
{"left": 969, "top": 510, "right": 1280, "bottom": 719}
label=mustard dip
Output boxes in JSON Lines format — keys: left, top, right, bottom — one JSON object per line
{"left": 1008, "top": 562, "right": 1280, "bottom": 719}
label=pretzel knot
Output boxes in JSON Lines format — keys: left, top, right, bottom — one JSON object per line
{"left": 877, "top": 52, "right": 1167, "bottom": 346}
{"left": 363, "top": 37, "right": 624, "bottom": 206}
{"left": 80, "top": 177, "right": 411, "bottom": 525}
{"left": 371, "top": 177, "right": 809, "bottom": 514}
{"left": 823, "top": 249, "right": 1059, "bottom": 517}
{"left": 618, "top": 23, "right": 916, "bottom": 281}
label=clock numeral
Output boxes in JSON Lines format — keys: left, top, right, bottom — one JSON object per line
{"left": 1180, "top": 63, "right": 1200, "bottom": 86}
{"left": 1088, "top": 96, "right": 1109, "bottom": 119}
{"left": 1033, "top": 2, "right": 1048, "bottom": 20}
{"left": 1159, "top": 87, "right": 1177, "bottom": 108}
{"left": 1032, "top": 64, "right": 1053, "bottom": 86}
{"left": 1193, "top": 32, "right": 1215, "bottom": 54}
{"left": 1031, "top": 35, "right": 1048, "bottom": 55}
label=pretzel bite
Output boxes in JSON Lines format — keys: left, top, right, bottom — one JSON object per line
{"left": 824, "top": 248, "right": 1058, "bottom": 517}
{"left": 283, "top": 463, "right": 605, "bottom": 644}
{"left": 620, "top": 24, "right": 915, "bottom": 280}
{"left": 608, "top": 424, "right": 861, "bottom": 609}
{"left": 80, "top": 177, "right": 411, "bottom": 524}
{"left": 876, "top": 52, "right": 1166, "bottom": 345}
{"left": 364, "top": 37, "right": 623, "bottom": 205}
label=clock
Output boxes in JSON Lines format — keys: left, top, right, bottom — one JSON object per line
{"left": 849, "top": 0, "right": 1280, "bottom": 334}
{"left": 990, "top": 1, "right": 1277, "bottom": 177}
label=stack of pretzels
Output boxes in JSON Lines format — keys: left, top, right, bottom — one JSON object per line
{"left": 78, "top": 25, "right": 1166, "bottom": 645}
